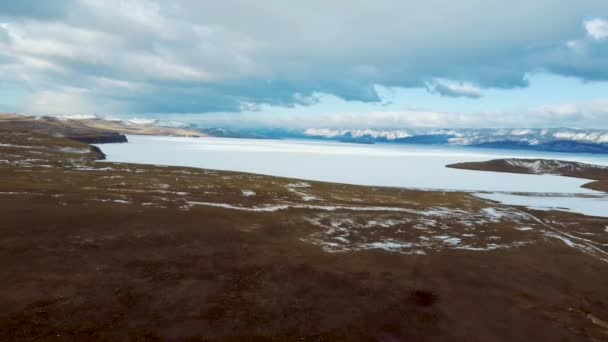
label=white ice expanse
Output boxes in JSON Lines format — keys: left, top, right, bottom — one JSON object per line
{"left": 99, "top": 135, "right": 608, "bottom": 193}
{"left": 475, "top": 193, "right": 608, "bottom": 218}
{"left": 98, "top": 135, "right": 608, "bottom": 216}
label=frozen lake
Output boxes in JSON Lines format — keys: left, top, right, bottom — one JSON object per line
{"left": 98, "top": 135, "right": 608, "bottom": 216}
{"left": 475, "top": 193, "right": 608, "bottom": 218}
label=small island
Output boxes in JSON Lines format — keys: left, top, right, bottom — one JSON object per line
{"left": 447, "top": 158, "right": 608, "bottom": 192}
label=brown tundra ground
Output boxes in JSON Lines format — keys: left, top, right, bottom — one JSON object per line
{"left": 1, "top": 128, "right": 608, "bottom": 341}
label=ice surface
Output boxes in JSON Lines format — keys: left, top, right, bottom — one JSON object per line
{"left": 98, "top": 136, "right": 608, "bottom": 217}
{"left": 99, "top": 136, "right": 608, "bottom": 193}
{"left": 475, "top": 193, "right": 608, "bottom": 218}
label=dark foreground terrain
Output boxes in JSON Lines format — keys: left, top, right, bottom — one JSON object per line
{"left": 448, "top": 158, "right": 608, "bottom": 192}
{"left": 1, "top": 129, "right": 608, "bottom": 340}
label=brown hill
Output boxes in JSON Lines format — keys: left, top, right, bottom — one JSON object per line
{"left": 448, "top": 158, "right": 608, "bottom": 192}
{"left": 0, "top": 114, "right": 204, "bottom": 144}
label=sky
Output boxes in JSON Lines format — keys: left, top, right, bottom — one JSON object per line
{"left": 1, "top": 1, "right": 608, "bottom": 129}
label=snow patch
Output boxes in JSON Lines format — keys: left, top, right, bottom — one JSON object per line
{"left": 242, "top": 190, "right": 256, "bottom": 197}
{"left": 363, "top": 241, "right": 414, "bottom": 251}
{"left": 58, "top": 147, "right": 90, "bottom": 154}
{"left": 185, "top": 201, "right": 418, "bottom": 213}
{"left": 74, "top": 167, "right": 115, "bottom": 171}
{"left": 544, "top": 232, "right": 576, "bottom": 247}
{"left": 287, "top": 182, "right": 311, "bottom": 188}
{"left": 0, "top": 143, "right": 31, "bottom": 149}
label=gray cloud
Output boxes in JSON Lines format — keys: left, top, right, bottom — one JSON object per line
{"left": 1, "top": 0, "right": 608, "bottom": 115}
{"left": 0, "top": 1, "right": 75, "bottom": 20}
{"left": 426, "top": 79, "right": 483, "bottom": 99}
{"left": 181, "top": 101, "right": 608, "bottom": 130}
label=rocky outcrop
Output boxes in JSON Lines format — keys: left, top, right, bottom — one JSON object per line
{"left": 88, "top": 145, "right": 107, "bottom": 160}
{"left": 67, "top": 133, "right": 128, "bottom": 145}
{"left": 447, "top": 158, "right": 608, "bottom": 192}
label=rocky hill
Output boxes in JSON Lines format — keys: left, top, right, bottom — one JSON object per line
{"left": 448, "top": 158, "right": 608, "bottom": 192}
{"left": 0, "top": 114, "right": 204, "bottom": 144}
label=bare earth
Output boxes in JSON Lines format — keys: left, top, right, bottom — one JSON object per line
{"left": 1, "top": 128, "right": 608, "bottom": 340}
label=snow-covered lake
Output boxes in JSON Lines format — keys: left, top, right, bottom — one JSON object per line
{"left": 98, "top": 135, "right": 608, "bottom": 216}
{"left": 475, "top": 193, "right": 608, "bottom": 218}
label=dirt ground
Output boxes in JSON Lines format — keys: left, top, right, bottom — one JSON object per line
{"left": 1, "top": 129, "right": 607, "bottom": 341}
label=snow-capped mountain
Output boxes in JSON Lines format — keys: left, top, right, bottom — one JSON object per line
{"left": 198, "top": 127, "right": 602, "bottom": 153}
{"left": 125, "top": 118, "right": 192, "bottom": 128}
{"left": 302, "top": 128, "right": 608, "bottom": 145}
{"left": 304, "top": 128, "right": 413, "bottom": 140}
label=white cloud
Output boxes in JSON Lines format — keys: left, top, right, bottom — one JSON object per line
{"left": 3, "top": 21, "right": 119, "bottom": 61}
{"left": 530, "top": 103, "right": 581, "bottom": 118}
{"left": 26, "top": 89, "right": 94, "bottom": 115}
{"left": 25, "top": 87, "right": 125, "bottom": 115}
{"left": 179, "top": 99, "right": 608, "bottom": 129}
{"left": 426, "top": 79, "right": 483, "bottom": 98}
{"left": 584, "top": 18, "right": 608, "bottom": 40}
{"left": 1, "top": 0, "right": 608, "bottom": 121}
{"left": 92, "top": 77, "right": 144, "bottom": 92}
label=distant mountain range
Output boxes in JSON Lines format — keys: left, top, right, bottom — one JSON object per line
{"left": 201, "top": 127, "right": 608, "bottom": 154}
{"left": 5, "top": 113, "right": 608, "bottom": 154}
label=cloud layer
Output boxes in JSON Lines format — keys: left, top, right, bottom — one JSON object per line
{"left": 1, "top": 1, "right": 608, "bottom": 119}
{"left": 180, "top": 99, "right": 608, "bottom": 130}
{"left": 426, "top": 79, "right": 483, "bottom": 99}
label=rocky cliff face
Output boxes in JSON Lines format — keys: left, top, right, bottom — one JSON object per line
{"left": 67, "top": 133, "right": 128, "bottom": 145}
{"left": 88, "top": 145, "right": 108, "bottom": 160}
